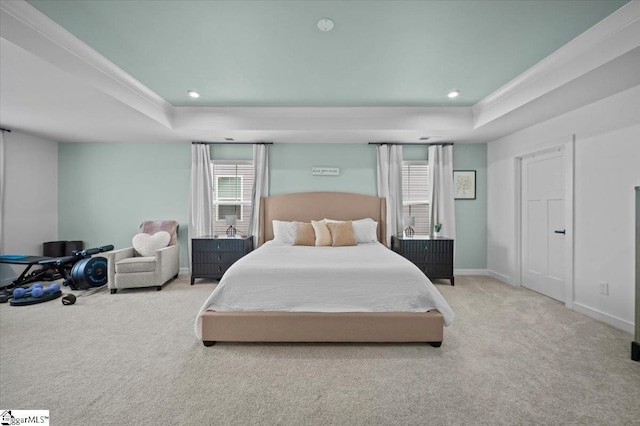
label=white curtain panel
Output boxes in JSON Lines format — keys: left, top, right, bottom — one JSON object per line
{"left": 376, "top": 144, "right": 403, "bottom": 246}
{"left": 428, "top": 144, "right": 456, "bottom": 240}
{"left": 0, "top": 131, "right": 5, "bottom": 253}
{"left": 188, "top": 144, "right": 214, "bottom": 269}
{"left": 248, "top": 144, "right": 269, "bottom": 248}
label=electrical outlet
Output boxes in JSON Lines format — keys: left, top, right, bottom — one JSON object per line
{"left": 599, "top": 281, "right": 609, "bottom": 295}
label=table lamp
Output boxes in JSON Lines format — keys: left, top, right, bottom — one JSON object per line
{"left": 403, "top": 216, "right": 415, "bottom": 237}
{"left": 225, "top": 215, "right": 237, "bottom": 237}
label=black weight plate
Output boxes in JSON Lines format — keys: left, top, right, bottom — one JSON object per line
{"left": 70, "top": 257, "right": 108, "bottom": 289}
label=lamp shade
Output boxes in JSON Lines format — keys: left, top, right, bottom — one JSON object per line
{"left": 403, "top": 216, "right": 415, "bottom": 227}
{"left": 225, "top": 215, "right": 237, "bottom": 226}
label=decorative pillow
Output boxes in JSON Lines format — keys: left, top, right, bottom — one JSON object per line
{"left": 132, "top": 231, "right": 170, "bottom": 257}
{"left": 324, "top": 218, "right": 378, "bottom": 243}
{"left": 353, "top": 221, "right": 378, "bottom": 243}
{"left": 293, "top": 222, "right": 315, "bottom": 246}
{"left": 272, "top": 220, "right": 297, "bottom": 244}
{"left": 311, "top": 220, "right": 332, "bottom": 246}
{"left": 326, "top": 221, "right": 357, "bottom": 247}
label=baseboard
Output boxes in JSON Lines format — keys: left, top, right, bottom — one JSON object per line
{"left": 573, "top": 302, "right": 634, "bottom": 335}
{"left": 454, "top": 269, "right": 488, "bottom": 276}
{"left": 487, "top": 269, "right": 513, "bottom": 285}
{"left": 179, "top": 267, "right": 190, "bottom": 276}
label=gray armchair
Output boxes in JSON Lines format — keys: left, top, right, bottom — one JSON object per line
{"left": 107, "top": 220, "right": 180, "bottom": 293}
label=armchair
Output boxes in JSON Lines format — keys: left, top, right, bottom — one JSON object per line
{"left": 107, "top": 220, "right": 180, "bottom": 294}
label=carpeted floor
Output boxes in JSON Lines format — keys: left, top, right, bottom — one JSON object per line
{"left": 0, "top": 275, "right": 638, "bottom": 425}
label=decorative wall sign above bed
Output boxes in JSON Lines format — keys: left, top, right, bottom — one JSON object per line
{"left": 312, "top": 167, "right": 340, "bottom": 176}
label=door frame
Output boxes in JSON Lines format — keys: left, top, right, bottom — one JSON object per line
{"left": 513, "top": 136, "right": 575, "bottom": 308}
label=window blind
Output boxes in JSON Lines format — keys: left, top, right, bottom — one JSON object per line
{"left": 402, "top": 161, "right": 430, "bottom": 234}
{"left": 211, "top": 161, "right": 254, "bottom": 236}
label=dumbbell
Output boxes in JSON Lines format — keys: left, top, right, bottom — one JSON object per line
{"left": 0, "top": 284, "right": 41, "bottom": 303}
{"left": 13, "top": 283, "right": 60, "bottom": 299}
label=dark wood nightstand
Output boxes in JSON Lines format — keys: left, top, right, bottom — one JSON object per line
{"left": 391, "top": 235, "right": 455, "bottom": 285}
{"left": 191, "top": 236, "right": 253, "bottom": 284}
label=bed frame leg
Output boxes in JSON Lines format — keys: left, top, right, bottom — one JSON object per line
{"left": 203, "top": 341, "right": 216, "bottom": 347}
{"left": 429, "top": 341, "right": 442, "bottom": 348}
{"left": 632, "top": 341, "right": 639, "bottom": 361}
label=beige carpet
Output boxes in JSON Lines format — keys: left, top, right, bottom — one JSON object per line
{"left": 0, "top": 275, "right": 638, "bottom": 425}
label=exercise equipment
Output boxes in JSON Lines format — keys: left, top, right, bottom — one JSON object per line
{"left": 37, "top": 245, "right": 113, "bottom": 290}
{"left": 61, "top": 283, "right": 107, "bottom": 306}
{"left": 0, "top": 245, "right": 113, "bottom": 304}
{"left": 9, "top": 283, "right": 62, "bottom": 306}
{"left": 0, "top": 255, "right": 57, "bottom": 289}
{"left": 70, "top": 257, "right": 108, "bottom": 289}
{"left": 61, "top": 294, "right": 77, "bottom": 305}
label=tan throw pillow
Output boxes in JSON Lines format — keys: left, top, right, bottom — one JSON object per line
{"left": 293, "top": 222, "right": 315, "bottom": 246}
{"left": 326, "top": 221, "right": 358, "bottom": 247}
{"left": 311, "top": 220, "right": 332, "bottom": 246}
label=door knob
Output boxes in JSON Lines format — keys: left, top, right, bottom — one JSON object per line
{"left": 554, "top": 230, "right": 566, "bottom": 234}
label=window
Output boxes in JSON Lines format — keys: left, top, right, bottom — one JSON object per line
{"left": 402, "top": 161, "right": 430, "bottom": 234}
{"left": 211, "top": 161, "right": 254, "bottom": 236}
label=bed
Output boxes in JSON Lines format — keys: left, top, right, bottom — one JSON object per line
{"left": 195, "top": 191, "right": 454, "bottom": 346}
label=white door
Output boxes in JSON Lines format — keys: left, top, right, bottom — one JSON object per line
{"left": 521, "top": 150, "right": 565, "bottom": 301}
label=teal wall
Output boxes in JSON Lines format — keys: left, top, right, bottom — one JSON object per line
{"left": 58, "top": 143, "right": 191, "bottom": 267}
{"left": 452, "top": 144, "right": 487, "bottom": 269}
{"left": 59, "top": 142, "right": 486, "bottom": 269}
{"left": 402, "top": 144, "right": 487, "bottom": 269}
{"left": 208, "top": 143, "right": 377, "bottom": 195}
{"left": 270, "top": 144, "right": 377, "bottom": 196}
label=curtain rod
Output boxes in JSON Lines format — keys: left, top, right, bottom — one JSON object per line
{"left": 192, "top": 141, "right": 272, "bottom": 145}
{"left": 0, "top": 127, "right": 11, "bottom": 133}
{"left": 368, "top": 142, "right": 453, "bottom": 146}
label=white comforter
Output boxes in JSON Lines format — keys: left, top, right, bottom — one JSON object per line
{"left": 194, "top": 242, "right": 454, "bottom": 338}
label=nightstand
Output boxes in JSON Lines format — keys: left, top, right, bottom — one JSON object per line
{"left": 191, "top": 236, "right": 253, "bottom": 284}
{"left": 391, "top": 235, "right": 454, "bottom": 285}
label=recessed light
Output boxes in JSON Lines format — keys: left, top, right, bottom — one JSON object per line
{"left": 318, "top": 18, "right": 334, "bottom": 32}
{"left": 188, "top": 90, "right": 200, "bottom": 98}
{"left": 447, "top": 90, "right": 461, "bottom": 99}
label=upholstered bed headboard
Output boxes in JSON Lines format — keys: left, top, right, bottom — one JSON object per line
{"left": 258, "top": 191, "right": 387, "bottom": 246}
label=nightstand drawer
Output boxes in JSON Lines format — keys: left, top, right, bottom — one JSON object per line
{"left": 192, "top": 251, "right": 244, "bottom": 264}
{"left": 192, "top": 238, "right": 247, "bottom": 252}
{"left": 192, "top": 263, "right": 233, "bottom": 277}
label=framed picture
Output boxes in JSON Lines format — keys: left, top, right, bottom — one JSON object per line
{"left": 454, "top": 170, "right": 476, "bottom": 200}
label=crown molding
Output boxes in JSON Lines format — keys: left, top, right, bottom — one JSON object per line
{"left": 473, "top": 0, "right": 640, "bottom": 129}
{"left": 173, "top": 106, "right": 472, "bottom": 132}
{"left": 0, "top": 0, "right": 173, "bottom": 127}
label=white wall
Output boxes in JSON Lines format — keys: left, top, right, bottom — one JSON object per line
{"left": 487, "top": 86, "right": 640, "bottom": 333}
{"left": 0, "top": 131, "right": 58, "bottom": 284}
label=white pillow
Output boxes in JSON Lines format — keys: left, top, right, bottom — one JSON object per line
{"left": 272, "top": 220, "right": 297, "bottom": 244}
{"left": 353, "top": 221, "right": 378, "bottom": 243}
{"left": 324, "top": 218, "right": 378, "bottom": 243}
{"left": 132, "top": 231, "right": 170, "bottom": 257}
